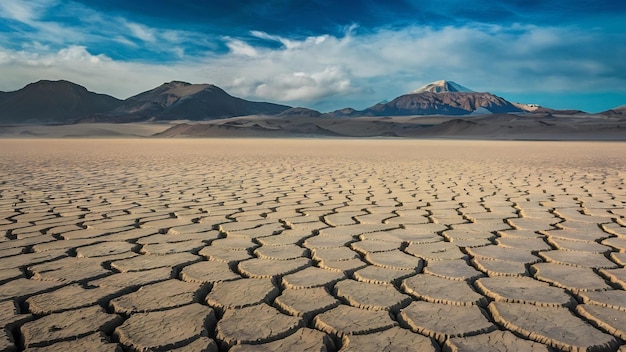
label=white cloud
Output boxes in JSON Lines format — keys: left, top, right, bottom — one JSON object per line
{"left": 224, "top": 38, "right": 258, "bottom": 57}
{"left": 126, "top": 22, "right": 157, "bottom": 43}
{"left": 0, "top": 0, "right": 213, "bottom": 58}
{"left": 250, "top": 30, "right": 329, "bottom": 50}
{"left": 112, "top": 36, "right": 138, "bottom": 47}
{"left": 250, "top": 66, "right": 355, "bottom": 101}
{"left": 0, "top": 45, "right": 186, "bottom": 98}
{"left": 250, "top": 30, "right": 285, "bottom": 44}
{"left": 56, "top": 45, "right": 105, "bottom": 63}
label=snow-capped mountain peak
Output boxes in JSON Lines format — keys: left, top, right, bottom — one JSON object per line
{"left": 411, "top": 80, "right": 474, "bottom": 94}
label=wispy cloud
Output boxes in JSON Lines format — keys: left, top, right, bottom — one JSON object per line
{"left": 0, "top": 0, "right": 55, "bottom": 22}
{"left": 0, "top": 0, "right": 217, "bottom": 61}
{"left": 224, "top": 38, "right": 258, "bottom": 57}
{"left": 125, "top": 22, "right": 157, "bottom": 43}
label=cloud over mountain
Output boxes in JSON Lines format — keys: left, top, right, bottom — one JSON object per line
{"left": 0, "top": 0, "right": 624, "bottom": 112}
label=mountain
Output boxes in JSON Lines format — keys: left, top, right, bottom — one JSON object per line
{"left": 367, "top": 91, "right": 522, "bottom": 115}
{"left": 328, "top": 80, "right": 522, "bottom": 117}
{"left": 0, "top": 80, "right": 122, "bottom": 124}
{"left": 410, "top": 80, "right": 474, "bottom": 94}
{"left": 80, "top": 81, "right": 291, "bottom": 123}
{"left": 375, "top": 80, "right": 522, "bottom": 115}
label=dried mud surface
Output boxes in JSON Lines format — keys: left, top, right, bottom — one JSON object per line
{"left": 1, "top": 139, "right": 626, "bottom": 351}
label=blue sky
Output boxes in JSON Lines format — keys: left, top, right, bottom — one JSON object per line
{"left": 0, "top": 0, "right": 625, "bottom": 112}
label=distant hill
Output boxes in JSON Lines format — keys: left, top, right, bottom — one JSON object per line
{"left": 154, "top": 121, "right": 343, "bottom": 138}
{"left": 0, "top": 80, "right": 122, "bottom": 124}
{"left": 601, "top": 105, "right": 626, "bottom": 117}
{"left": 277, "top": 107, "right": 322, "bottom": 118}
{"left": 324, "top": 107, "right": 361, "bottom": 118}
{"left": 148, "top": 112, "right": 626, "bottom": 140}
{"left": 329, "top": 80, "right": 522, "bottom": 117}
{"left": 79, "top": 81, "right": 291, "bottom": 123}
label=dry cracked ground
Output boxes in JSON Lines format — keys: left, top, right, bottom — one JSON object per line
{"left": 1, "top": 139, "right": 626, "bottom": 352}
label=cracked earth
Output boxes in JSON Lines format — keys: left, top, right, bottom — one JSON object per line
{"left": 1, "top": 139, "right": 626, "bottom": 351}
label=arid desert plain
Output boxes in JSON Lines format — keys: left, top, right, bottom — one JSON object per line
{"left": 1, "top": 139, "right": 626, "bottom": 351}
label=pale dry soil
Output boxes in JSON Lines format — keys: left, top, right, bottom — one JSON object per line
{"left": 1, "top": 139, "right": 626, "bottom": 352}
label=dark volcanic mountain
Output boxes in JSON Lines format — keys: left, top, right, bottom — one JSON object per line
{"left": 81, "top": 81, "right": 291, "bottom": 122}
{"left": 0, "top": 80, "right": 122, "bottom": 124}
{"left": 365, "top": 91, "right": 522, "bottom": 116}
{"left": 329, "top": 80, "right": 522, "bottom": 117}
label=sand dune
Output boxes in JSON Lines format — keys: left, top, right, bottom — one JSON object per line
{"left": 0, "top": 139, "right": 625, "bottom": 351}
{"left": 154, "top": 113, "right": 626, "bottom": 140}
{"left": 0, "top": 123, "right": 172, "bottom": 138}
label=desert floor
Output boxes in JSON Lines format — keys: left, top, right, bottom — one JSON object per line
{"left": 1, "top": 139, "right": 626, "bottom": 351}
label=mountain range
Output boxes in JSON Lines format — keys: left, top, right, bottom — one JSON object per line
{"left": 78, "top": 81, "right": 290, "bottom": 123}
{"left": 0, "top": 80, "right": 292, "bottom": 124}
{"left": 0, "top": 79, "right": 622, "bottom": 126}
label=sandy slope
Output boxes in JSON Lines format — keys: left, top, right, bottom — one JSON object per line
{"left": 155, "top": 113, "right": 626, "bottom": 140}
{"left": 0, "top": 123, "right": 172, "bottom": 138}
